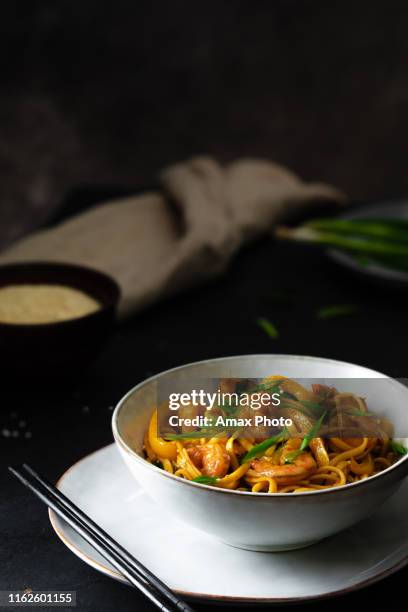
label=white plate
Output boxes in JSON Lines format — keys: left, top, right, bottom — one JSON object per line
{"left": 49, "top": 444, "right": 408, "bottom": 604}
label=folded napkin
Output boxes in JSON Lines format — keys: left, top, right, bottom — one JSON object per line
{"left": 0, "top": 157, "right": 345, "bottom": 318}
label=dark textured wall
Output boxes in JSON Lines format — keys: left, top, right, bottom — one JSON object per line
{"left": 1, "top": 1, "right": 408, "bottom": 247}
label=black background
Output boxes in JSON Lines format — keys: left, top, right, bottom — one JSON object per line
{"left": 1, "top": 1, "right": 408, "bottom": 610}
{"left": 1, "top": 189, "right": 408, "bottom": 611}
{"left": 2, "top": 1, "right": 408, "bottom": 246}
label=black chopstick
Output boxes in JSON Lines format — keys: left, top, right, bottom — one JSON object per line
{"left": 9, "top": 464, "right": 195, "bottom": 612}
{"left": 19, "top": 463, "right": 182, "bottom": 605}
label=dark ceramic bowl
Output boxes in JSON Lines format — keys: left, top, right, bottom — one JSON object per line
{"left": 0, "top": 262, "right": 120, "bottom": 380}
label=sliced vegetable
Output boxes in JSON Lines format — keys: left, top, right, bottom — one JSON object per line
{"left": 251, "top": 382, "right": 281, "bottom": 395}
{"left": 284, "top": 412, "right": 327, "bottom": 463}
{"left": 389, "top": 440, "right": 408, "bottom": 456}
{"left": 275, "top": 218, "right": 408, "bottom": 274}
{"left": 257, "top": 317, "right": 279, "bottom": 339}
{"left": 148, "top": 410, "right": 177, "bottom": 460}
{"left": 345, "top": 409, "right": 376, "bottom": 417}
{"left": 307, "top": 218, "right": 408, "bottom": 243}
{"left": 241, "top": 430, "right": 287, "bottom": 464}
{"left": 276, "top": 225, "right": 408, "bottom": 257}
{"left": 192, "top": 475, "right": 218, "bottom": 485}
{"left": 300, "top": 411, "right": 327, "bottom": 449}
{"left": 316, "top": 304, "right": 359, "bottom": 320}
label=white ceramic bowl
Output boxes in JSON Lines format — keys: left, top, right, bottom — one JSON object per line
{"left": 112, "top": 355, "right": 408, "bottom": 551}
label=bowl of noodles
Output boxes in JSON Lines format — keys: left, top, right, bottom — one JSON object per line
{"left": 112, "top": 355, "right": 408, "bottom": 551}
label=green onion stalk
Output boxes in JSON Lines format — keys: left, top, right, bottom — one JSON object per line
{"left": 275, "top": 218, "right": 408, "bottom": 272}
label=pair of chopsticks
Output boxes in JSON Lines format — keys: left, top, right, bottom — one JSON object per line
{"left": 9, "top": 464, "right": 195, "bottom": 612}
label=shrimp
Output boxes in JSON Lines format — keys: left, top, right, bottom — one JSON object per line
{"left": 250, "top": 439, "right": 317, "bottom": 485}
{"left": 187, "top": 443, "right": 230, "bottom": 478}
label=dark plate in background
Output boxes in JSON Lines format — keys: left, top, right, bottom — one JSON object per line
{"left": 328, "top": 201, "right": 408, "bottom": 287}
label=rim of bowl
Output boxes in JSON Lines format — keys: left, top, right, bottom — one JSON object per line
{"left": 0, "top": 261, "right": 120, "bottom": 328}
{"left": 112, "top": 354, "right": 408, "bottom": 497}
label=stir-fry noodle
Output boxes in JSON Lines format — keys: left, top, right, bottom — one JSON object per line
{"left": 143, "top": 376, "right": 404, "bottom": 493}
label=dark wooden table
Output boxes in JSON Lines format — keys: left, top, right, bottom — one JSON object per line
{"left": 1, "top": 188, "right": 407, "bottom": 611}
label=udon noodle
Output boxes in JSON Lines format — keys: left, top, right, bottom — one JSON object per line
{"left": 143, "top": 376, "right": 404, "bottom": 493}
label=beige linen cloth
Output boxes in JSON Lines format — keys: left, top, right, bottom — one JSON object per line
{"left": 0, "top": 157, "right": 345, "bottom": 318}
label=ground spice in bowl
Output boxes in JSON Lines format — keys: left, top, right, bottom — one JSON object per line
{"left": 0, "top": 284, "right": 100, "bottom": 324}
